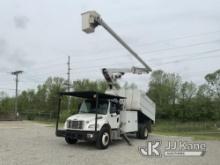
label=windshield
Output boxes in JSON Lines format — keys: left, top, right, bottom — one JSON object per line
{"left": 79, "top": 99, "right": 109, "bottom": 115}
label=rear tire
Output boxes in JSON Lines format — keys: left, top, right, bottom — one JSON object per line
{"left": 96, "top": 127, "right": 110, "bottom": 149}
{"left": 65, "top": 137, "right": 78, "bottom": 144}
{"left": 137, "top": 124, "right": 149, "bottom": 139}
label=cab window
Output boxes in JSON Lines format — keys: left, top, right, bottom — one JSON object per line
{"left": 110, "top": 102, "right": 117, "bottom": 114}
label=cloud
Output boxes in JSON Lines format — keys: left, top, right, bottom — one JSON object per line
{"left": 9, "top": 49, "right": 34, "bottom": 68}
{"left": 14, "top": 16, "right": 30, "bottom": 29}
{"left": 0, "top": 38, "right": 34, "bottom": 72}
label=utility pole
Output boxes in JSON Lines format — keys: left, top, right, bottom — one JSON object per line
{"left": 67, "top": 56, "right": 71, "bottom": 111}
{"left": 11, "top": 70, "right": 23, "bottom": 118}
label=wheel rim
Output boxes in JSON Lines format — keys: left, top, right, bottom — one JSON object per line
{"left": 145, "top": 128, "right": 148, "bottom": 137}
{"left": 102, "top": 132, "right": 109, "bottom": 146}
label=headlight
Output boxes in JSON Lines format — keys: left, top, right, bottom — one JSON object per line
{"left": 88, "top": 124, "right": 99, "bottom": 128}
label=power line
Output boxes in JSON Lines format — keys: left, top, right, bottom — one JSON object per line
{"left": 1, "top": 35, "right": 219, "bottom": 87}
{"left": 66, "top": 49, "right": 220, "bottom": 72}
{"left": 29, "top": 62, "right": 66, "bottom": 70}
{"left": 1, "top": 48, "right": 219, "bottom": 86}
{"left": 147, "top": 48, "right": 220, "bottom": 62}
{"left": 154, "top": 50, "right": 220, "bottom": 66}
{"left": 68, "top": 52, "right": 220, "bottom": 77}
{"left": 64, "top": 39, "right": 220, "bottom": 64}
{"left": 32, "top": 39, "right": 219, "bottom": 69}
{"left": 25, "top": 71, "right": 67, "bottom": 78}
{"left": 22, "top": 74, "right": 46, "bottom": 84}
{"left": 2, "top": 37, "right": 215, "bottom": 83}
{"left": 0, "top": 88, "right": 16, "bottom": 91}
{"left": 139, "top": 39, "right": 220, "bottom": 56}
{"left": 23, "top": 49, "right": 217, "bottom": 81}
{"left": 16, "top": 34, "right": 220, "bottom": 72}
{"left": 62, "top": 30, "right": 220, "bottom": 59}
{"left": 135, "top": 30, "right": 220, "bottom": 47}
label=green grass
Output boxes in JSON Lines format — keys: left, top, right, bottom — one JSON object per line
{"left": 30, "top": 120, "right": 65, "bottom": 128}
{"left": 28, "top": 120, "right": 55, "bottom": 127}
{"left": 31, "top": 119, "right": 220, "bottom": 141}
{"left": 153, "top": 120, "right": 220, "bottom": 141}
{"left": 31, "top": 120, "right": 55, "bottom": 124}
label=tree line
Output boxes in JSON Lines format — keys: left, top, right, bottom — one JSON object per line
{"left": 148, "top": 69, "right": 220, "bottom": 121}
{"left": 0, "top": 69, "right": 219, "bottom": 121}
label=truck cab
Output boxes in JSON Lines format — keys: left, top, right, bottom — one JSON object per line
{"left": 64, "top": 98, "right": 121, "bottom": 131}
{"left": 56, "top": 90, "right": 155, "bottom": 149}
{"left": 56, "top": 91, "right": 125, "bottom": 149}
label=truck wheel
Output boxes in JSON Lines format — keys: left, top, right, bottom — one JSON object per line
{"left": 137, "top": 124, "right": 148, "bottom": 139}
{"left": 96, "top": 127, "right": 110, "bottom": 149}
{"left": 65, "top": 137, "right": 78, "bottom": 144}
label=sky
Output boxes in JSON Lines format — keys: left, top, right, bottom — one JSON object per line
{"left": 0, "top": 0, "right": 220, "bottom": 96}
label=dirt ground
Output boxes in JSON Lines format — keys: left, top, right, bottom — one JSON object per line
{"left": 0, "top": 121, "right": 219, "bottom": 165}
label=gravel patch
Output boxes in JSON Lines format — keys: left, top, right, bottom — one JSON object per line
{"left": 0, "top": 121, "right": 219, "bottom": 165}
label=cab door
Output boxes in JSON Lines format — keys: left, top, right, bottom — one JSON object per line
{"left": 108, "top": 102, "right": 120, "bottom": 129}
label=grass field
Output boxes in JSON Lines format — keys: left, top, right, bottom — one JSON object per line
{"left": 33, "top": 119, "right": 220, "bottom": 141}
{"left": 153, "top": 120, "right": 220, "bottom": 140}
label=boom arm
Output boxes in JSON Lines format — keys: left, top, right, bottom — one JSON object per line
{"left": 81, "top": 11, "right": 152, "bottom": 72}
{"left": 102, "top": 67, "right": 149, "bottom": 89}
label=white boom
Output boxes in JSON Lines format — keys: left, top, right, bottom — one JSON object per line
{"left": 81, "top": 11, "right": 152, "bottom": 72}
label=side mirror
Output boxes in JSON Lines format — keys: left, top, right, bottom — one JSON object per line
{"left": 117, "top": 103, "right": 122, "bottom": 110}
{"left": 116, "top": 104, "right": 122, "bottom": 114}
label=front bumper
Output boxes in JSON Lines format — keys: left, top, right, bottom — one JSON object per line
{"left": 56, "top": 129, "right": 98, "bottom": 141}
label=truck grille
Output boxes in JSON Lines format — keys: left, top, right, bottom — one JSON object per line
{"left": 67, "top": 120, "right": 84, "bottom": 129}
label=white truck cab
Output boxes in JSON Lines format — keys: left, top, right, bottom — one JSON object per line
{"left": 56, "top": 90, "right": 155, "bottom": 149}
{"left": 64, "top": 99, "right": 120, "bottom": 131}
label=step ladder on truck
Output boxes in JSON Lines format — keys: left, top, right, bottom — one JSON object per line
{"left": 55, "top": 11, "right": 156, "bottom": 149}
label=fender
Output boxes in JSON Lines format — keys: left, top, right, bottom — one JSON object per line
{"left": 101, "top": 123, "right": 111, "bottom": 132}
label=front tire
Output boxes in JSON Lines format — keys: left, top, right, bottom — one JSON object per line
{"left": 65, "top": 137, "right": 78, "bottom": 144}
{"left": 96, "top": 127, "right": 110, "bottom": 149}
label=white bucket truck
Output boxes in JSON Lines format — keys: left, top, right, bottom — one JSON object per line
{"left": 55, "top": 11, "right": 156, "bottom": 149}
